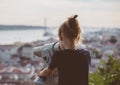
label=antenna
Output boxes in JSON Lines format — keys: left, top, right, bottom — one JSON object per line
{"left": 43, "top": 17, "right": 52, "bottom": 36}
{"left": 44, "top": 17, "right": 47, "bottom": 32}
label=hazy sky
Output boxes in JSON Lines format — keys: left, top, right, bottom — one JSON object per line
{"left": 0, "top": 0, "right": 120, "bottom": 27}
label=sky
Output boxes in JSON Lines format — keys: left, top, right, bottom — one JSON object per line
{"left": 0, "top": 0, "right": 120, "bottom": 28}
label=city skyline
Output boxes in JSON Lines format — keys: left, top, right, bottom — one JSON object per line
{"left": 0, "top": 0, "right": 120, "bottom": 28}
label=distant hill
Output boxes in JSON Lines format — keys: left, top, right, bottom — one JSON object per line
{"left": 0, "top": 25, "right": 45, "bottom": 30}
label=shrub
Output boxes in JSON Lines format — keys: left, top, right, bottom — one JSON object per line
{"left": 89, "top": 55, "right": 120, "bottom": 85}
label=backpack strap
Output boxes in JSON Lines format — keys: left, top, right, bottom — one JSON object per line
{"left": 52, "top": 42, "right": 59, "bottom": 53}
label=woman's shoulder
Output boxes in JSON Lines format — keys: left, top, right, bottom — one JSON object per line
{"left": 79, "top": 49, "right": 90, "bottom": 56}
{"left": 54, "top": 49, "right": 90, "bottom": 56}
{"left": 78, "top": 49, "right": 91, "bottom": 64}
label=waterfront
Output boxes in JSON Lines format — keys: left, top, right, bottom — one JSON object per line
{"left": 0, "top": 26, "right": 118, "bottom": 45}
{"left": 0, "top": 26, "right": 120, "bottom": 85}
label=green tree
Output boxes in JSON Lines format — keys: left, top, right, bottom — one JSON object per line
{"left": 89, "top": 55, "right": 120, "bottom": 85}
{"left": 109, "top": 36, "right": 117, "bottom": 44}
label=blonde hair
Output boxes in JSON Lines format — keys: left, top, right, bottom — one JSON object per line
{"left": 58, "top": 15, "right": 82, "bottom": 44}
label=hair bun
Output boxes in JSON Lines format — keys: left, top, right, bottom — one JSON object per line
{"left": 73, "top": 15, "right": 78, "bottom": 19}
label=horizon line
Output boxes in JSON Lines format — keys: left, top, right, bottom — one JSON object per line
{"left": 0, "top": 24, "right": 120, "bottom": 29}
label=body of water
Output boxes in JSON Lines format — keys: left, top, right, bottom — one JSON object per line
{"left": 0, "top": 28, "right": 58, "bottom": 45}
{"left": 0, "top": 27, "right": 115, "bottom": 45}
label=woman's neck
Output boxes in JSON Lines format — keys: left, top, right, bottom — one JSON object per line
{"left": 60, "top": 41, "right": 76, "bottom": 50}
